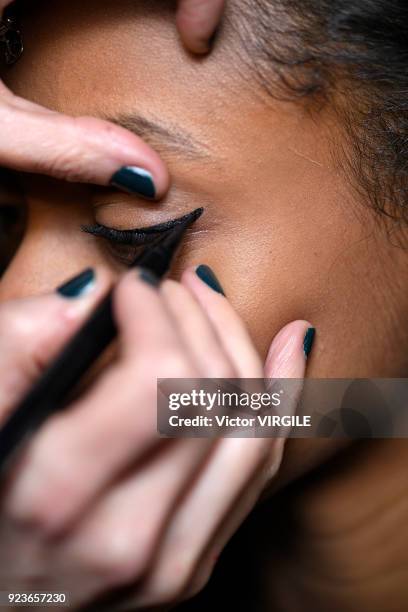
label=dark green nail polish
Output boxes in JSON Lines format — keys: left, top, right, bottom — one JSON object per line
{"left": 57, "top": 268, "right": 95, "bottom": 298}
{"left": 139, "top": 268, "right": 160, "bottom": 287}
{"left": 196, "top": 265, "right": 225, "bottom": 295}
{"left": 303, "top": 327, "right": 316, "bottom": 358}
{"left": 110, "top": 166, "right": 156, "bottom": 199}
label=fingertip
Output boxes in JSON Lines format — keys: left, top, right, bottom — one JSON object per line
{"left": 72, "top": 116, "right": 170, "bottom": 200}
{"left": 56, "top": 268, "right": 97, "bottom": 300}
{"left": 303, "top": 326, "right": 316, "bottom": 359}
{"left": 265, "top": 320, "right": 315, "bottom": 378}
{"left": 182, "top": 265, "right": 226, "bottom": 297}
{"left": 176, "top": 27, "right": 211, "bottom": 55}
{"left": 176, "top": 0, "right": 225, "bottom": 55}
{"left": 102, "top": 121, "right": 170, "bottom": 200}
{"left": 53, "top": 267, "right": 113, "bottom": 328}
{"left": 108, "top": 161, "right": 170, "bottom": 201}
{"left": 114, "top": 267, "right": 160, "bottom": 327}
{"left": 0, "top": 97, "right": 171, "bottom": 200}
{"left": 56, "top": 266, "right": 111, "bottom": 298}
{"left": 0, "top": 268, "right": 112, "bottom": 393}
{"left": 119, "top": 266, "right": 160, "bottom": 292}
{"left": 180, "top": 266, "right": 197, "bottom": 285}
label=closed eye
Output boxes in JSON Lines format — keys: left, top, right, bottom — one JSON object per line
{"left": 82, "top": 223, "right": 172, "bottom": 267}
{"left": 81, "top": 209, "right": 203, "bottom": 266}
{"left": 82, "top": 223, "right": 165, "bottom": 246}
{"left": 82, "top": 209, "right": 203, "bottom": 245}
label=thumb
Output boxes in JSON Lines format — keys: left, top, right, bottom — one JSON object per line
{"left": 0, "top": 83, "right": 168, "bottom": 199}
{"left": 0, "top": 2, "right": 166, "bottom": 196}
{"left": 262, "top": 321, "right": 315, "bottom": 481}
{"left": 0, "top": 268, "right": 109, "bottom": 419}
{"left": 264, "top": 320, "right": 315, "bottom": 378}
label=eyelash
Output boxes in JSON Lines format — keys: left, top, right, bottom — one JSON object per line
{"left": 0, "top": 203, "right": 190, "bottom": 270}
{"left": 82, "top": 223, "right": 163, "bottom": 267}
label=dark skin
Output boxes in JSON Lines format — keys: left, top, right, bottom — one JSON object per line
{"left": 1, "top": 1, "right": 407, "bottom": 610}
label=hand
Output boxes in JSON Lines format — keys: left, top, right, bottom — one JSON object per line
{"left": 0, "top": 0, "right": 225, "bottom": 196}
{"left": 0, "top": 265, "right": 312, "bottom": 609}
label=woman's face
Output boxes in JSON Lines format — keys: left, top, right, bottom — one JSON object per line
{"left": 1, "top": 0, "right": 407, "bottom": 383}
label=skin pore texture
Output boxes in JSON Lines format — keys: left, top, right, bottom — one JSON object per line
{"left": 0, "top": 1, "right": 408, "bottom": 609}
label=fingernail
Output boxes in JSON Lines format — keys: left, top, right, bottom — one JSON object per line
{"left": 196, "top": 265, "right": 225, "bottom": 295}
{"left": 138, "top": 268, "right": 160, "bottom": 287}
{"left": 110, "top": 166, "right": 156, "bottom": 199}
{"left": 57, "top": 268, "right": 95, "bottom": 298}
{"left": 303, "top": 327, "right": 316, "bottom": 358}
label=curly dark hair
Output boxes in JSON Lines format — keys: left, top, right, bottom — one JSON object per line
{"left": 227, "top": 0, "right": 408, "bottom": 227}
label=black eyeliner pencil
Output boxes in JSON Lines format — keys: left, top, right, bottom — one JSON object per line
{"left": 0, "top": 207, "right": 203, "bottom": 472}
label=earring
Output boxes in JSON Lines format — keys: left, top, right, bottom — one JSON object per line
{"left": 0, "top": 17, "right": 23, "bottom": 65}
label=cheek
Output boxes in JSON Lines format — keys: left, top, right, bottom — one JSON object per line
{"left": 174, "top": 222, "right": 316, "bottom": 362}
{"left": 177, "top": 211, "right": 328, "bottom": 363}
{"left": 198, "top": 250, "right": 309, "bottom": 362}
{"left": 175, "top": 169, "right": 364, "bottom": 374}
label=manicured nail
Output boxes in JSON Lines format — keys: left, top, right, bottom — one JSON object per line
{"left": 196, "top": 265, "right": 225, "bottom": 295}
{"left": 57, "top": 268, "right": 95, "bottom": 298}
{"left": 303, "top": 327, "right": 316, "bottom": 358}
{"left": 110, "top": 166, "right": 156, "bottom": 199}
{"left": 138, "top": 268, "right": 160, "bottom": 287}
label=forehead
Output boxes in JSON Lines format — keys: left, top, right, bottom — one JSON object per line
{"left": 4, "top": 0, "right": 276, "bottom": 169}
{"left": 5, "top": 0, "right": 308, "bottom": 174}
{"left": 5, "top": 1, "right": 240, "bottom": 128}
{"left": 4, "top": 0, "right": 341, "bottom": 205}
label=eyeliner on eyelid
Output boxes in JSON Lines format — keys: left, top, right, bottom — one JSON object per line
{"left": 81, "top": 208, "right": 204, "bottom": 245}
{"left": 82, "top": 224, "right": 162, "bottom": 246}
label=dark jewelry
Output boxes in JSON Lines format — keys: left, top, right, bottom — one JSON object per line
{"left": 0, "top": 17, "right": 23, "bottom": 65}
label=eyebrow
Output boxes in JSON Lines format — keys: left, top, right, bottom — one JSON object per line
{"left": 104, "top": 113, "right": 211, "bottom": 160}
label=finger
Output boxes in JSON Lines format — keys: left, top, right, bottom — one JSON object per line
{"left": 51, "top": 438, "right": 215, "bottom": 606}
{"left": 130, "top": 437, "right": 272, "bottom": 607}
{"left": 3, "top": 270, "right": 195, "bottom": 535}
{"left": 160, "top": 279, "right": 236, "bottom": 377}
{"left": 184, "top": 321, "right": 316, "bottom": 596}
{"left": 115, "top": 270, "right": 186, "bottom": 365}
{"left": 131, "top": 320, "right": 314, "bottom": 606}
{"left": 0, "top": 87, "right": 168, "bottom": 198}
{"left": 181, "top": 266, "right": 263, "bottom": 377}
{"left": 176, "top": 0, "right": 225, "bottom": 54}
{"left": 261, "top": 320, "right": 315, "bottom": 478}
{"left": 260, "top": 320, "right": 315, "bottom": 483}
{"left": 264, "top": 320, "right": 316, "bottom": 378}
{"left": 0, "top": 267, "right": 109, "bottom": 419}
{"left": 183, "top": 445, "right": 272, "bottom": 602}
